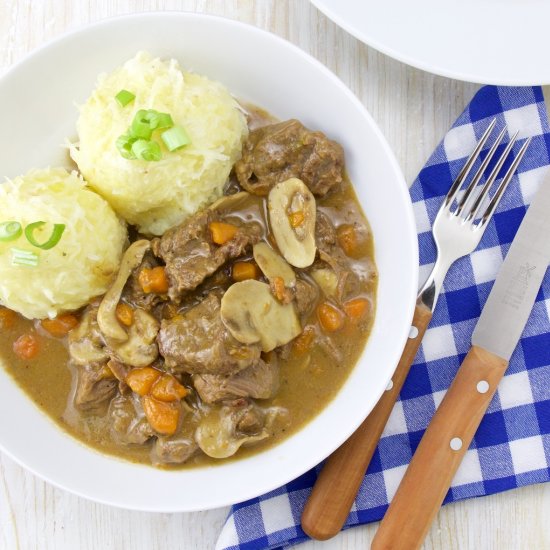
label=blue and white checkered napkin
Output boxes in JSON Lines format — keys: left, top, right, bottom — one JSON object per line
{"left": 216, "top": 86, "right": 550, "bottom": 550}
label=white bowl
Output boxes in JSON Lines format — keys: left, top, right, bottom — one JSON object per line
{"left": 0, "top": 12, "right": 417, "bottom": 512}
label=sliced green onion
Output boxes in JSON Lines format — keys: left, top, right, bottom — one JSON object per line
{"left": 24, "top": 222, "right": 66, "bottom": 250}
{"left": 131, "top": 139, "right": 162, "bottom": 161}
{"left": 131, "top": 110, "right": 156, "bottom": 139}
{"left": 155, "top": 112, "right": 174, "bottom": 130}
{"left": 161, "top": 126, "right": 191, "bottom": 152}
{"left": 115, "top": 89, "right": 135, "bottom": 107}
{"left": 116, "top": 133, "right": 137, "bottom": 159}
{"left": 11, "top": 248, "right": 39, "bottom": 267}
{"left": 0, "top": 221, "right": 22, "bottom": 242}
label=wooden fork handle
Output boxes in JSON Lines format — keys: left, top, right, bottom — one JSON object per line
{"left": 371, "top": 345, "right": 508, "bottom": 550}
{"left": 300, "top": 302, "right": 432, "bottom": 541}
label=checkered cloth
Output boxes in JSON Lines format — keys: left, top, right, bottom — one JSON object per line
{"left": 216, "top": 86, "right": 550, "bottom": 550}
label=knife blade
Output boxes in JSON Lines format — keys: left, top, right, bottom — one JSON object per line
{"left": 472, "top": 178, "right": 550, "bottom": 359}
{"left": 372, "top": 175, "right": 550, "bottom": 550}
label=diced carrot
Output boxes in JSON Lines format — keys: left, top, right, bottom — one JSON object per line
{"left": 232, "top": 261, "right": 259, "bottom": 282}
{"left": 337, "top": 224, "right": 358, "bottom": 257}
{"left": 0, "top": 308, "right": 17, "bottom": 330}
{"left": 13, "top": 333, "right": 40, "bottom": 360}
{"left": 142, "top": 395, "right": 180, "bottom": 435}
{"left": 293, "top": 325, "right": 316, "bottom": 354}
{"left": 115, "top": 302, "right": 134, "bottom": 326}
{"left": 343, "top": 297, "right": 370, "bottom": 321}
{"left": 209, "top": 221, "right": 239, "bottom": 245}
{"left": 272, "top": 276, "right": 286, "bottom": 301}
{"left": 288, "top": 210, "right": 305, "bottom": 228}
{"left": 126, "top": 366, "right": 161, "bottom": 396}
{"left": 138, "top": 266, "right": 169, "bottom": 294}
{"left": 40, "top": 313, "right": 79, "bottom": 338}
{"left": 317, "top": 302, "right": 344, "bottom": 332}
{"left": 151, "top": 373, "right": 188, "bottom": 402}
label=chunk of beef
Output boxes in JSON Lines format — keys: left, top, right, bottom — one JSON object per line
{"left": 294, "top": 278, "right": 319, "bottom": 318}
{"left": 315, "top": 209, "right": 337, "bottom": 254}
{"left": 158, "top": 293, "right": 261, "bottom": 375}
{"left": 192, "top": 358, "right": 279, "bottom": 404}
{"left": 152, "top": 208, "right": 261, "bottom": 300}
{"left": 109, "top": 394, "right": 154, "bottom": 445}
{"left": 106, "top": 358, "right": 131, "bottom": 393}
{"left": 152, "top": 436, "right": 198, "bottom": 466}
{"left": 235, "top": 119, "right": 344, "bottom": 197}
{"left": 74, "top": 364, "right": 117, "bottom": 413}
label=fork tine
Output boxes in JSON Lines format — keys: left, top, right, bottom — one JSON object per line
{"left": 476, "top": 137, "right": 532, "bottom": 228}
{"left": 465, "top": 131, "right": 519, "bottom": 223}
{"left": 454, "top": 127, "right": 506, "bottom": 217}
{"left": 443, "top": 119, "right": 496, "bottom": 209}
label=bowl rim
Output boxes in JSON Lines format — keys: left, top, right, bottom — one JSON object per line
{"left": 0, "top": 10, "right": 418, "bottom": 512}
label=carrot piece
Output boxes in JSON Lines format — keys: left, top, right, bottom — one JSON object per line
{"left": 288, "top": 210, "right": 305, "bottom": 228}
{"left": 142, "top": 395, "right": 180, "bottom": 435}
{"left": 40, "top": 313, "right": 79, "bottom": 338}
{"left": 138, "top": 266, "right": 169, "bottom": 294}
{"left": 0, "top": 308, "right": 17, "bottom": 330}
{"left": 115, "top": 303, "right": 134, "bottom": 326}
{"left": 343, "top": 297, "right": 370, "bottom": 321}
{"left": 317, "top": 302, "right": 344, "bottom": 332}
{"left": 126, "top": 366, "right": 161, "bottom": 396}
{"left": 293, "top": 325, "right": 316, "bottom": 354}
{"left": 13, "top": 333, "right": 40, "bottom": 360}
{"left": 337, "top": 224, "right": 359, "bottom": 257}
{"left": 272, "top": 276, "right": 286, "bottom": 301}
{"left": 209, "top": 221, "right": 239, "bottom": 245}
{"left": 151, "top": 373, "right": 188, "bottom": 402}
{"left": 232, "top": 261, "right": 259, "bottom": 282}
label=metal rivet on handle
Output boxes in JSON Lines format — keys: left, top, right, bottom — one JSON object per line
{"left": 477, "top": 380, "right": 489, "bottom": 394}
{"left": 409, "top": 326, "right": 419, "bottom": 339}
{"left": 450, "top": 437, "right": 463, "bottom": 451}
{"left": 386, "top": 380, "right": 394, "bottom": 391}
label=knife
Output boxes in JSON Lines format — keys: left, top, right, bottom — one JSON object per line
{"left": 372, "top": 176, "right": 550, "bottom": 550}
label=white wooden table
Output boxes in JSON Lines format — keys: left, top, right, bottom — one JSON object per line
{"left": 0, "top": 1, "right": 549, "bottom": 549}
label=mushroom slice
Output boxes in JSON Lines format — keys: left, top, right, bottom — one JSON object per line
{"left": 221, "top": 280, "right": 301, "bottom": 352}
{"left": 253, "top": 242, "right": 296, "bottom": 287}
{"left": 68, "top": 308, "right": 109, "bottom": 366}
{"left": 195, "top": 408, "right": 269, "bottom": 459}
{"left": 108, "top": 308, "right": 159, "bottom": 367}
{"left": 311, "top": 268, "right": 338, "bottom": 298}
{"left": 97, "top": 239, "right": 151, "bottom": 342}
{"left": 268, "top": 178, "right": 316, "bottom": 268}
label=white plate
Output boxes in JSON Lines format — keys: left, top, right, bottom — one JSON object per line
{"left": 312, "top": 0, "right": 550, "bottom": 85}
{"left": 0, "top": 12, "right": 417, "bottom": 512}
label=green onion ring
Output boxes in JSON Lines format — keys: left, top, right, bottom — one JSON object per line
{"left": 24, "top": 222, "right": 66, "bottom": 250}
{"left": 0, "top": 221, "right": 22, "bottom": 242}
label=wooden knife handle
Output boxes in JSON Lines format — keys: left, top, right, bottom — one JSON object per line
{"left": 301, "top": 302, "right": 432, "bottom": 540}
{"left": 372, "top": 345, "right": 508, "bottom": 550}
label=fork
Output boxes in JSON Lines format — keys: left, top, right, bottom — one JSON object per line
{"left": 301, "top": 120, "right": 532, "bottom": 540}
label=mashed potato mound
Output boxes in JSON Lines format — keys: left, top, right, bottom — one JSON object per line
{"left": 71, "top": 51, "right": 248, "bottom": 235}
{"left": 0, "top": 168, "right": 127, "bottom": 319}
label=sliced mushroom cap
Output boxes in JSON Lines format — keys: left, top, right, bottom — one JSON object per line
{"left": 195, "top": 407, "right": 269, "bottom": 459}
{"left": 253, "top": 242, "right": 296, "bottom": 287}
{"left": 268, "top": 178, "right": 316, "bottom": 268}
{"left": 108, "top": 308, "right": 159, "bottom": 367}
{"left": 97, "top": 240, "right": 151, "bottom": 342}
{"left": 311, "top": 268, "right": 338, "bottom": 298}
{"left": 68, "top": 309, "right": 109, "bottom": 366}
{"left": 220, "top": 280, "right": 301, "bottom": 352}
